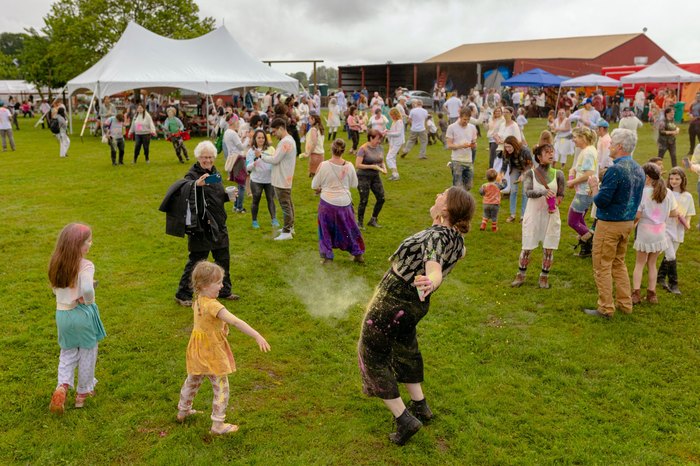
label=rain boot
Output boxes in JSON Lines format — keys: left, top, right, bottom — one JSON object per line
{"left": 407, "top": 398, "right": 434, "bottom": 423}
{"left": 666, "top": 260, "right": 681, "bottom": 295}
{"left": 657, "top": 259, "right": 669, "bottom": 291}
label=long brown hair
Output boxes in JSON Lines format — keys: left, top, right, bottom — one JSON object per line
{"left": 504, "top": 135, "right": 522, "bottom": 155}
{"left": 643, "top": 163, "right": 667, "bottom": 203}
{"left": 445, "top": 187, "right": 475, "bottom": 234}
{"left": 48, "top": 223, "right": 92, "bottom": 289}
{"left": 668, "top": 167, "right": 687, "bottom": 193}
{"left": 309, "top": 114, "right": 324, "bottom": 135}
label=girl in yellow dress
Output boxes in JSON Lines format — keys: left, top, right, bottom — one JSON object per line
{"left": 176, "top": 261, "right": 271, "bottom": 435}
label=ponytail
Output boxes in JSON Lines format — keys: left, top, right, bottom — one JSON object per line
{"left": 642, "top": 163, "right": 667, "bottom": 203}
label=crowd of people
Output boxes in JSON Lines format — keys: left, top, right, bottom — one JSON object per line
{"left": 37, "top": 81, "right": 700, "bottom": 447}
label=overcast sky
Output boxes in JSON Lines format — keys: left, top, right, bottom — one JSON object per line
{"left": 3, "top": 0, "right": 700, "bottom": 76}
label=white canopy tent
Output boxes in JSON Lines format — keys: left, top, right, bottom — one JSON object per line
{"left": 619, "top": 56, "right": 700, "bottom": 84}
{"left": 66, "top": 22, "right": 299, "bottom": 133}
{"left": 555, "top": 74, "right": 621, "bottom": 112}
{"left": 0, "top": 80, "right": 38, "bottom": 95}
{"left": 560, "top": 74, "right": 621, "bottom": 87}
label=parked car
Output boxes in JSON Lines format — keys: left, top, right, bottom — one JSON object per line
{"left": 404, "top": 90, "right": 433, "bottom": 108}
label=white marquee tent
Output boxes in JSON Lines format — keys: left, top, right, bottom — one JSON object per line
{"left": 620, "top": 56, "right": 700, "bottom": 84}
{"left": 67, "top": 22, "right": 299, "bottom": 97}
{"left": 560, "top": 74, "right": 620, "bottom": 87}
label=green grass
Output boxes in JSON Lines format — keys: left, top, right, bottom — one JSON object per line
{"left": 1, "top": 115, "right": 699, "bottom": 465}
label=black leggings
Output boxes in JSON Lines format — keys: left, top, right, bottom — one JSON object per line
{"left": 357, "top": 170, "right": 385, "bottom": 223}
{"left": 134, "top": 134, "right": 151, "bottom": 162}
{"left": 349, "top": 129, "right": 359, "bottom": 151}
{"left": 250, "top": 181, "right": 276, "bottom": 221}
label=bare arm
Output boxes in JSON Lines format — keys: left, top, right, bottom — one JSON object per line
{"left": 414, "top": 260, "right": 443, "bottom": 301}
{"left": 216, "top": 308, "right": 271, "bottom": 352}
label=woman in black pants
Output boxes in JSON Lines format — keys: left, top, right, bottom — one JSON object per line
{"left": 355, "top": 129, "right": 387, "bottom": 228}
{"left": 128, "top": 104, "right": 156, "bottom": 163}
{"left": 347, "top": 106, "right": 361, "bottom": 154}
{"left": 358, "top": 186, "right": 475, "bottom": 445}
{"left": 245, "top": 129, "right": 278, "bottom": 229}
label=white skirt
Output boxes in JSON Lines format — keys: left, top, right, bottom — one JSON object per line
{"left": 522, "top": 196, "right": 561, "bottom": 250}
{"left": 634, "top": 221, "right": 670, "bottom": 253}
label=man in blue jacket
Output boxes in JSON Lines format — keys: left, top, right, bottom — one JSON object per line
{"left": 584, "top": 129, "right": 645, "bottom": 318}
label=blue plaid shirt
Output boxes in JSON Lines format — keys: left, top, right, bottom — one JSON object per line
{"left": 593, "top": 156, "right": 645, "bottom": 222}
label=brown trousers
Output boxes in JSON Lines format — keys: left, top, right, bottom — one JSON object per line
{"left": 591, "top": 220, "right": 635, "bottom": 315}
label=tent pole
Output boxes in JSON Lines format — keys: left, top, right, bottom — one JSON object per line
{"left": 206, "top": 95, "right": 210, "bottom": 138}
{"left": 80, "top": 92, "right": 97, "bottom": 139}
{"left": 555, "top": 86, "right": 561, "bottom": 114}
{"left": 68, "top": 95, "right": 73, "bottom": 134}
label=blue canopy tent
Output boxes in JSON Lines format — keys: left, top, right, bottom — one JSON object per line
{"left": 502, "top": 68, "right": 565, "bottom": 87}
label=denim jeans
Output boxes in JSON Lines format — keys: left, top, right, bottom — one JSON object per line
{"left": 250, "top": 181, "right": 276, "bottom": 221}
{"left": 234, "top": 182, "right": 245, "bottom": 210}
{"left": 509, "top": 167, "right": 528, "bottom": 216}
{"left": 450, "top": 161, "right": 474, "bottom": 190}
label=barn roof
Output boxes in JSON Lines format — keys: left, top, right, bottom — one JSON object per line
{"left": 424, "top": 33, "right": 643, "bottom": 63}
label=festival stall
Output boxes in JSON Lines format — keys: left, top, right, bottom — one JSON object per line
{"left": 555, "top": 74, "right": 621, "bottom": 112}
{"left": 502, "top": 68, "right": 565, "bottom": 87}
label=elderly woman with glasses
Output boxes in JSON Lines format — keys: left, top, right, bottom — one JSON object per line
{"left": 174, "top": 141, "right": 239, "bottom": 307}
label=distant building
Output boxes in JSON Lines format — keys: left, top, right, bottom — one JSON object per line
{"left": 339, "top": 33, "right": 673, "bottom": 97}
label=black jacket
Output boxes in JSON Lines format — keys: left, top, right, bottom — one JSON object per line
{"left": 159, "top": 163, "right": 229, "bottom": 252}
{"left": 159, "top": 179, "right": 195, "bottom": 238}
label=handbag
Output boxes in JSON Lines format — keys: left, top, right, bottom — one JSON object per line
{"left": 224, "top": 152, "right": 236, "bottom": 172}
{"left": 214, "top": 131, "right": 224, "bottom": 154}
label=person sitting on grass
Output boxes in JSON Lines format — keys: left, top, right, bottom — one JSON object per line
{"left": 176, "top": 261, "right": 270, "bottom": 436}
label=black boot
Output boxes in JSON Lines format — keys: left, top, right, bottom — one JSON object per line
{"left": 389, "top": 409, "right": 422, "bottom": 446}
{"left": 407, "top": 398, "right": 434, "bottom": 423}
{"left": 666, "top": 260, "right": 681, "bottom": 295}
{"left": 576, "top": 236, "right": 593, "bottom": 258}
{"left": 657, "top": 259, "right": 669, "bottom": 291}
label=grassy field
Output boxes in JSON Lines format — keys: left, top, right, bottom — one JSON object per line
{"left": 1, "top": 114, "right": 699, "bottom": 465}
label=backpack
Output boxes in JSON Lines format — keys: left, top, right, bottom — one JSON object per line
{"left": 49, "top": 116, "right": 60, "bottom": 134}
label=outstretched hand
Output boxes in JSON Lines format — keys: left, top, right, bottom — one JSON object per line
{"left": 255, "top": 335, "right": 271, "bottom": 352}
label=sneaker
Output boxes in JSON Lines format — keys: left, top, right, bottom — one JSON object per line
{"left": 506, "top": 216, "right": 516, "bottom": 223}
{"left": 274, "top": 232, "right": 293, "bottom": 241}
{"left": 271, "top": 218, "right": 280, "bottom": 228}
{"left": 388, "top": 174, "right": 400, "bottom": 181}
{"left": 75, "top": 391, "right": 95, "bottom": 409}
{"left": 251, "top": 220, "right": 260, "bottom": 229}
{"left": 238, "top": 208, "right": 246, "bottom": 214}
{"left": 174, "top": 296, "right": 192, "bottom": 307}
{"left": 353, "top": 254, "right": 365, "bottom": 263}
{"left": 367, "top": 217, "right": 381, "bottom": 228}
{"left": 221, "top": 293, "right": 240, "bottom": 301}
{"left": 49, "top": 385, "right": 68, "bottom": 414}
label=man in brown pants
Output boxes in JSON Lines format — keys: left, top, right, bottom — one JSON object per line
{"left": 583, "top": 129, "right": 645, "bottom": 318}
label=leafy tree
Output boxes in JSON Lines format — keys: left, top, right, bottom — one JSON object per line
{"left": 309, "top": 66, "right": 338, "bottom": 89}
{"left": 31, "top": 0, "right": 215, "bottom": 87}
{"left": 0, "top": 52, "right": 21, "bottom": 79}
{"left": 18, "top": 30, "right": 63, "bottom": 98}
{"left": 288, "top": 71, "right": 308, "bottom": 88}
{"left": 0, "top": 32, "right": 28, "bottom": 56}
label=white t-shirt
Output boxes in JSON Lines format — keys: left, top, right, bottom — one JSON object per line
{"left": 597, "top": 134, "right": 612, "bottom": 170}
{"left": 666, "top": 191, "right": 695, "bottom": 243}
{"left": 444, "top": 97, "right": 462, "bottom": 118}
{"left": 446, "top": 122, "right": 477, "bottom": 163}
{"left": 0, "top": 107, "right": 12, "bottom": 130}
{"left": 408, "top": 107, "right": 429, "bottom": 132}
{"left": 311, "top": 160, "right": 358, "bottom": 207}
{"left": 618, "top": 116, "right": 643, "bottom": 131}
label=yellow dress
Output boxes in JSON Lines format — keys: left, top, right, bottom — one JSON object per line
{"left": 185, "top": 296, "right": 236, "bottom": 376}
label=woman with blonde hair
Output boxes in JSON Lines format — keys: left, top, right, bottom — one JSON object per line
{"left": 567, "top": 126, "right": 598, "bottom": 257}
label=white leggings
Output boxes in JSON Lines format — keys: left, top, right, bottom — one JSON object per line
{"left": 386, "top": 141, "right": 402, "bottom": 170}
{"left": 57, "top": 346, "right": 98, "bottom": 393}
